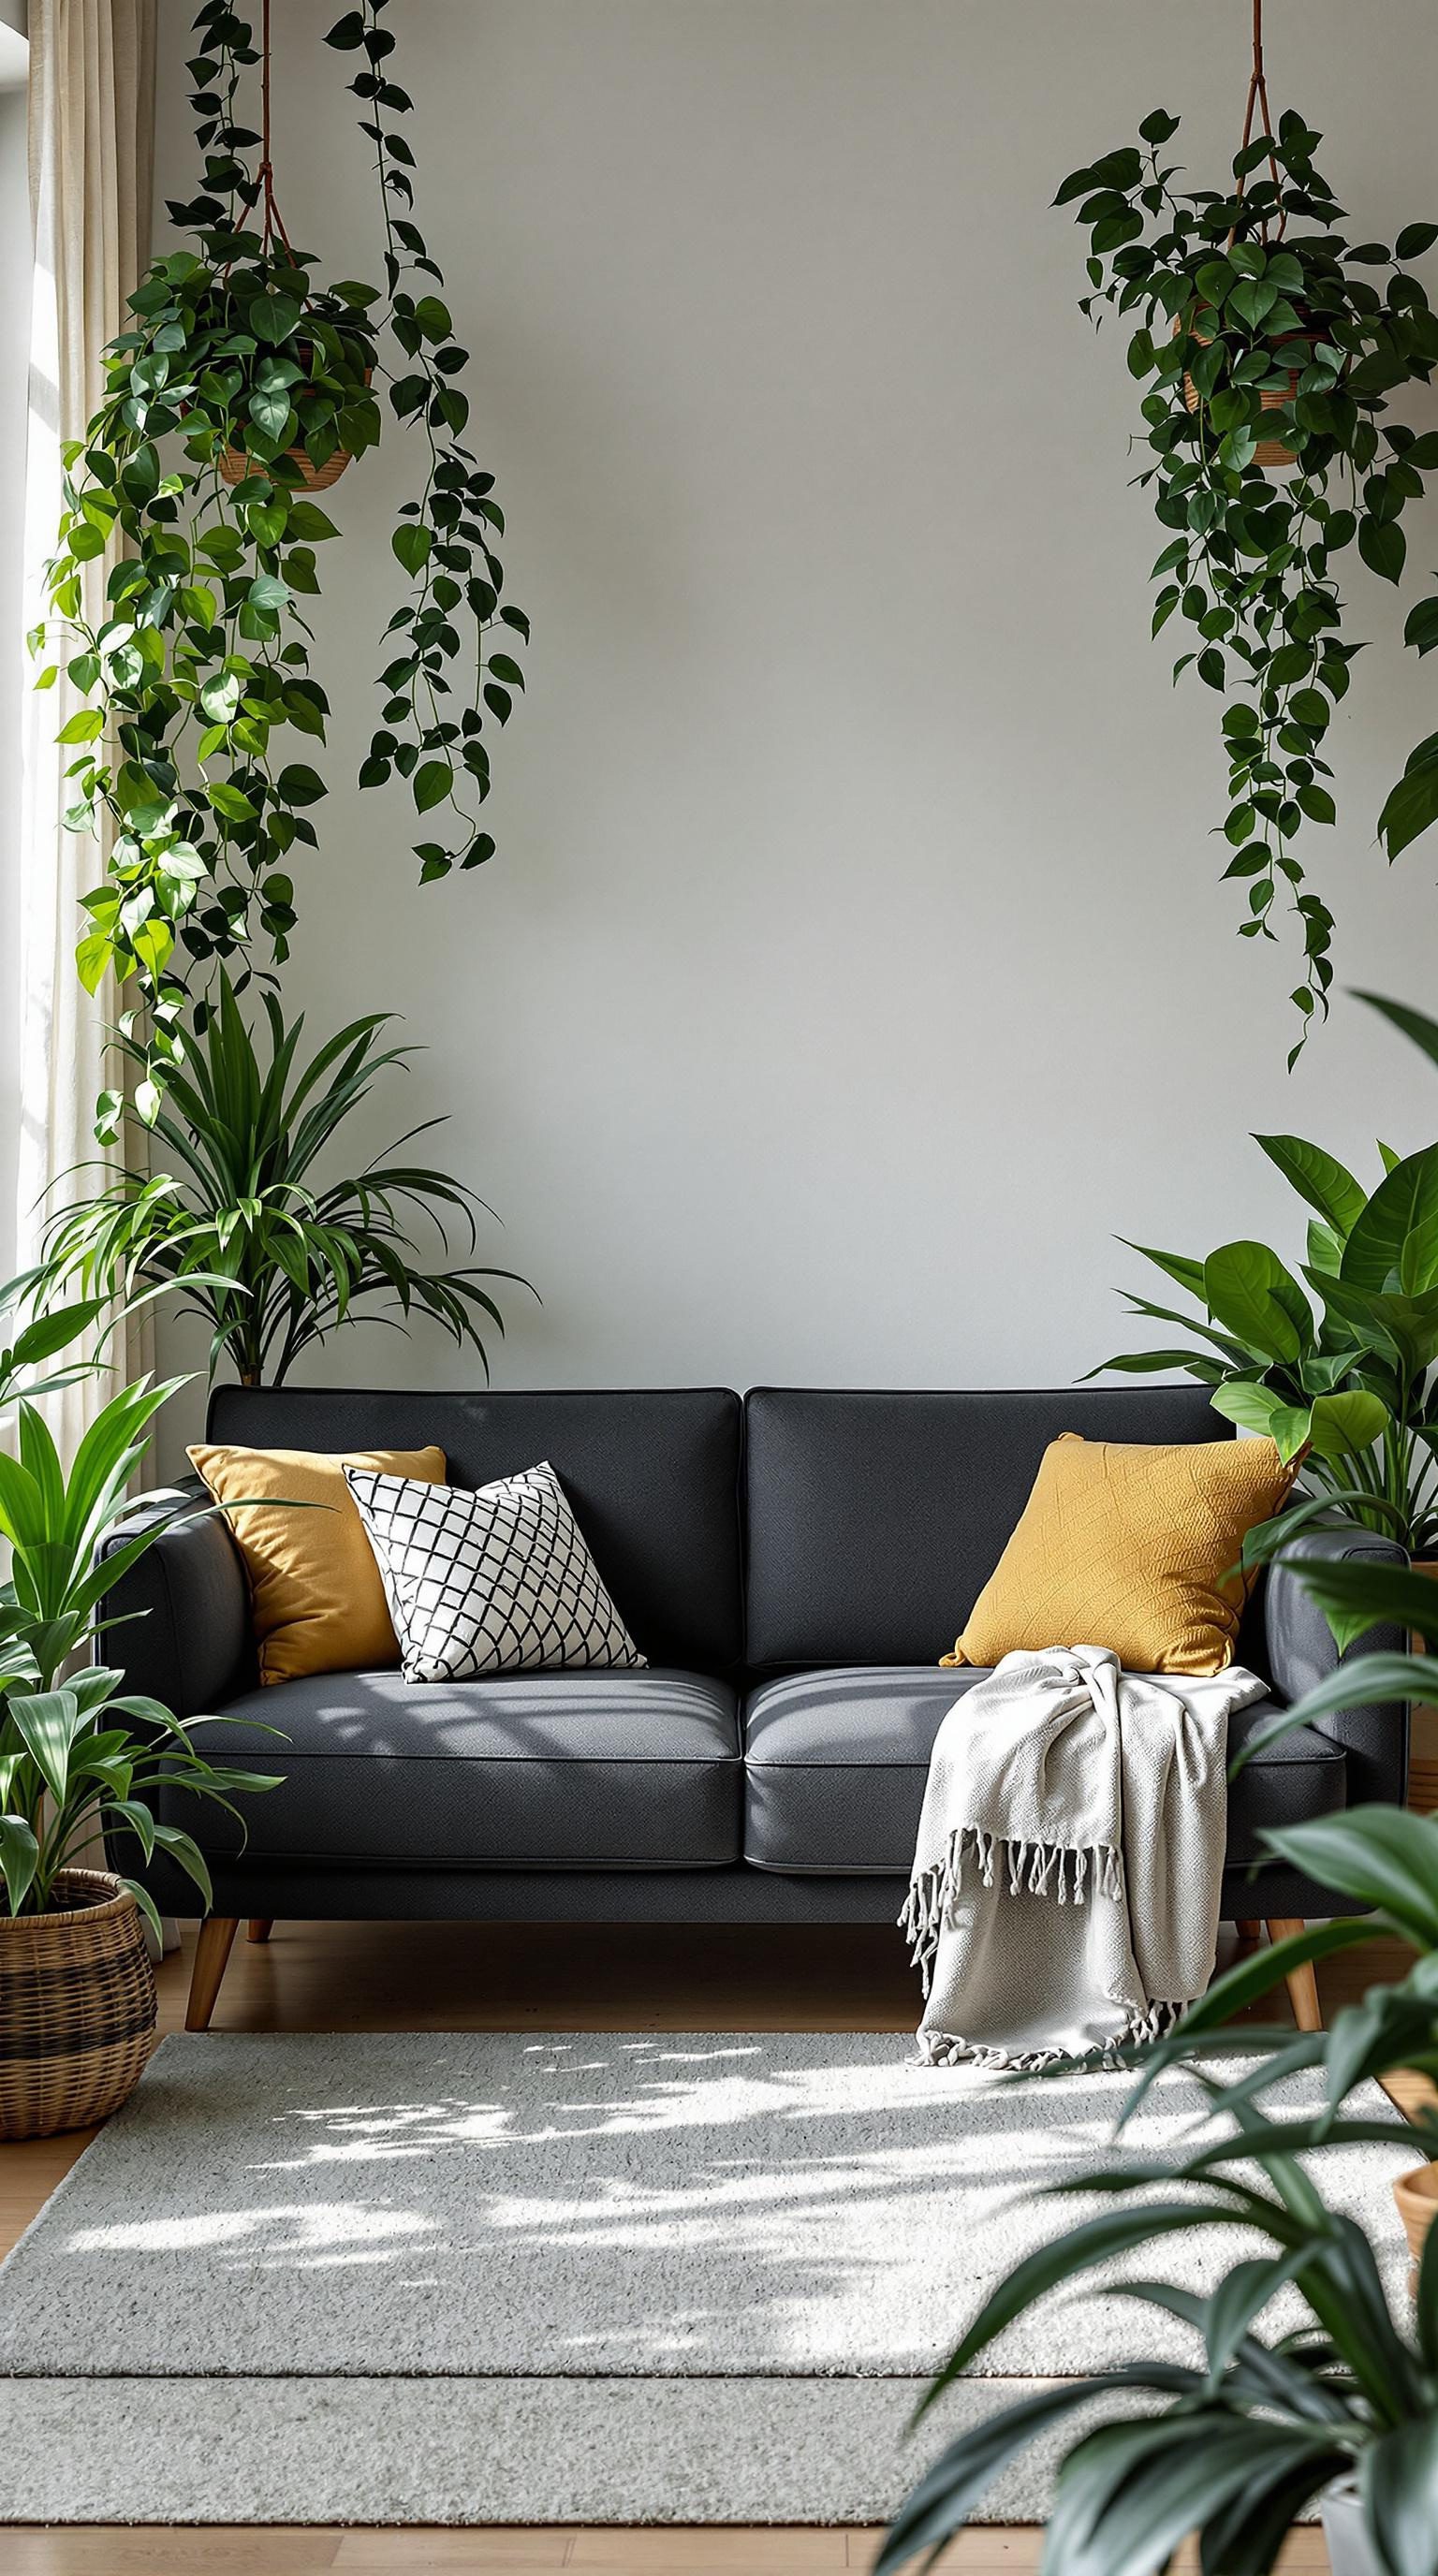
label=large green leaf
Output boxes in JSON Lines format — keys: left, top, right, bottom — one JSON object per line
{"left": 1365, "top": 2418, "right": 1438, "bottom": 2576}
{"left": 1240, "top": 1488, "right": 1408, "bottom": 1572}
{"left": 1305, "top": 1389, "right": 1390, "bottom": 1461}
{"left": 1264, "top": 1804, "right": 1438, "bottom": 1948}
{"left": 1119, "top": 1239, "right": 1207, "bottom": 1299}
{"left": 1254, "top": 1134, "right": 1369, "bottom": 1237}
{"left": 919, "top": 2201, "right": 1295, "bottom": 2411}
{"left": 1355, "top": 989, "right": 1438, "bottom": 1075}
{"left": 1204, "top": 1241, "right": 1313, "bottom": 1365}
{"left": 1275, "top": 1551, "right": 1438, "bottom": 1653}
{"left": 1202, "top": 2249, "right": 1312, "bottom": 2379}
{"left": 1045, "top": 2415, "right": 1340, "bottom": 2576}
{"left": 1343, "top": 1144, "right": 1438, "bottom": 1295}
{"left": 1310, "top": 1269, "right": 1438, "bottom": 1376}
{"left": 1209, "top": 1380, "right": 1311, "bottom": 1459}
{"left": 874, "top": 2372, "right": 1199, "bottom": 2575}
{"left": 0, "top": 1814, "right": 38, "bottom": 1914}
{"left": 148, "top": 1822, "right": 213, "bottom": 1910}
{"left": 1378, "top": 734, "right": 1438, "bottom": 862}
{"left": 6, "top": 1687, "right": 84, "bottom": 1808}
{"left": 1258, "top": 1651, "right": 1438, "bottom": 1747}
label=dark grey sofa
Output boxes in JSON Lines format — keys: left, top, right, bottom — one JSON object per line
{"left": 104, "top": 1382, "right": 1406, "bottom": 2027}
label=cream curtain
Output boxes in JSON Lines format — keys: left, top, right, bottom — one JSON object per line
{"left": 19, "top": 0, "right": 155, "bottom": 1458}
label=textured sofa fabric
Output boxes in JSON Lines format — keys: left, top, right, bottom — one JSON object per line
{"left": 742, "top": 1383, "right": 1226, "bottom": 1668}
{"left": 207, "top": 1383, "right": 745, "bottom": 1674}
{"left": 103, "top": 1383, "right": 1407, "bottom": 1925}
{"left": 164, "top": 1667, "right": 741, "bottom": 1868}
{"left": 741, "top": 1668, "right": 1347, "bottom": 1876}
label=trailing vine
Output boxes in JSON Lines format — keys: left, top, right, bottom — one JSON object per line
{"left": 326, "top": 2, "right": 528, "bottom": 881}
{"left": 32, "top": 0, "right": 526, "bottom": 1125}
{"left": 1059, "top": 10, "right": 1438, "bottom": 1061}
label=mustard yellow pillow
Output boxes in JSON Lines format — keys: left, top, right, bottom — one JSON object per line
{"left": 943, "top": 1432, "right": 1293, "bottom": 1678}
{"left": 188, "top": 1442, "right": 447, "bottom": 1685}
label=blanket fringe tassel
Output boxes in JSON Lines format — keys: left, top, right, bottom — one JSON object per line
{"left": 915, "top": 1995, "right": 1186, "bottom": 2074}
{"left": 897, "top": 1826, "right": 1125, "bottom": 1994}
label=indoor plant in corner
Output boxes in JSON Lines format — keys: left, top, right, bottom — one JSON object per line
{"left": 0, "top": 1291, "right": 280, "bottom": 2139}
{"left": 1092, "top": 1105, "right": 1438, "bottom": 1561}
{"left": 879, "top": 1772, "right": 1438, "bottom": 2572}
{"left": 1094, "top": 994, "right": 1438, "bottom": 1808}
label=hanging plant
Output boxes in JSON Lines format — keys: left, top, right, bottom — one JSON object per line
{"left": 1057, "top": 0, "right": 1438, "bottom": 1061}
{"left": 31, "top": 0, "right": 527, "bottom": 1123}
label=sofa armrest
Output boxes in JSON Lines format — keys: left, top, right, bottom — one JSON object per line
{"left": 1263, "top": 1525, "right": 1408, "bottom": 1809}
{"left": 99, "top": 1482, "right": 254, "bottom": 1718}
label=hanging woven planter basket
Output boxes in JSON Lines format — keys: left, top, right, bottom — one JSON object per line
{"left": 216, "top": 5, "right": 369, "bottom": 493}
{"left": 1176, "top": 0, "right": 1316, "bottom": 471}
{"left": 219, "top": 388, "right": 370, "bottom": 493}
{"left": 1181, "top": 328, "right": 1315, "bottom": 469}
{"left": 0, "top": 1869, "right": 156, "bottom": 2141}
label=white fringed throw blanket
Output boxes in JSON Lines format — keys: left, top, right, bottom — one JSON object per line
{"left": 900, "top": 1645, "right": 1266, "bottom": 2069}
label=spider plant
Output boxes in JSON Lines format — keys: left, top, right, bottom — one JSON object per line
{"left": 24, "top": 976, "right": 530, "bottom": 1385}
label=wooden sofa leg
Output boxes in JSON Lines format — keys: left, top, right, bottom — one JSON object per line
{"left": 1267, "top": 1918, "right": 1323, "bottom": 2032}
{"left": 1234, "top": 1918, "right": 1262, "bottom": 1942}
{"left": 247, "top": 1918, "right": 273, "bottom": 1944}
{"left": 186, "top": 1917, "right": 239, "bottom": 2030}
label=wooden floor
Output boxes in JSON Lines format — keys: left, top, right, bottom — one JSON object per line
{"left": 2, "top": 1918, "right": 1416, "bottom": 2573}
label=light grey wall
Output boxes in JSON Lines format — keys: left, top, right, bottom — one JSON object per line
{"left": 150, "top": 0, "right": 1438, "bottom": 1444}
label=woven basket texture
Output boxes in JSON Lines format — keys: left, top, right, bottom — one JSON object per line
{"left": 0, "top": 1868, "right": 156, "bottom": 2141}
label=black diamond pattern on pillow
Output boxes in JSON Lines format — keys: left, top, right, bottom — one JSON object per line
{"left": 344, "top": 1460, "right": 647, "bottom": 1682}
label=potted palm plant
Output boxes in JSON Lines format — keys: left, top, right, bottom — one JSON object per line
{"left": 21, "top": 976, "right": 530, "bottom": 1386}
{"left": 0, "top": 1293, "right": 281, "bottom": 2138}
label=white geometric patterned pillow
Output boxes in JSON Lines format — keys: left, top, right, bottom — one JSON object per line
{"left": 343, "top": 1459, "right": 647, "bottom": 1683}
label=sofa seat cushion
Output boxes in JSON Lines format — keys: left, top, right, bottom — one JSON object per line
{"left": 741, "top": 1668, "right": 1345, "bottom": 1875}
{"left": 170, "top": 1668, "right": 741, "bottom": 1868}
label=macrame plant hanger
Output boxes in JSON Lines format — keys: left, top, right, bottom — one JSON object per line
{"left": 253, "top": 0, "right": 296, "bottom": 262}
{"left": 1230, "top": 0, "right": 1287, "bottom": 245}
{"left": 218, "top": 0, "right": 359, "bottom": 491}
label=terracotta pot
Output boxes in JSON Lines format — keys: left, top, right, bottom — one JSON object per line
{"left": 1179, "top": 325, "right": 1316, "bottom": 469}
{"left": 1394, "top": 2157, "right": 1438, "bottom": 2270}
{"left": 0, "top": 1869, "right": 156, "bottom": 2140}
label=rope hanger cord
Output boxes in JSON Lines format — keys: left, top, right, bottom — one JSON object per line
{"left": 1231, "top": 0, "right": 1287, "bottom": 242}
{"left": 255, "top": 0, "right": 295, "bottom": 258}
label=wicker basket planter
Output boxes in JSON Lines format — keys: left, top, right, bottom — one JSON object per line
{"left": 219, "top": 358, "right": 373, "bottom": 491}
{"left": 1180, "top": 328, "right": 1316, "bottom": 469}
{"left": 0, "top": 1869, "right": 156, "bottom": 2141}
{"left": 219, "top": 436, "right": 354, "bottom": 492}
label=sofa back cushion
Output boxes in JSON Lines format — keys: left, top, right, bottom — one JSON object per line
{"left": 207, "top": 1385, "right": 743, "bottom": 1673}
{"left": 742, "top": 1385, "right": 1236, "bottom": 1669}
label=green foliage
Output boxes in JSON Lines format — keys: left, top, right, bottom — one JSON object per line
{"left": 23, "top": 975, "right": 531, "bottom": 1388}
{"left": 882, "top": 1004, "right": 1438, "bottom": 2571}
{"left": 34, "top": 0, "right": 526, "bottom": 1118}
{"left": 1058, "top": 107, "right": 1438, "bottom": 1054}
{"left": 881, "top": 1795, "right": 1438, "bottom": 2574}
{"left": 0, "top": 1322, "right": 280, "bottom": 1927}
{"left": 1093, "top": 1125, "right": 1438, "bottom": 1556}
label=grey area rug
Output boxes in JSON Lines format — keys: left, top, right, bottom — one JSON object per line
{"left": 0, "top": 2029, "right": 1418, "bottom": 2524}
